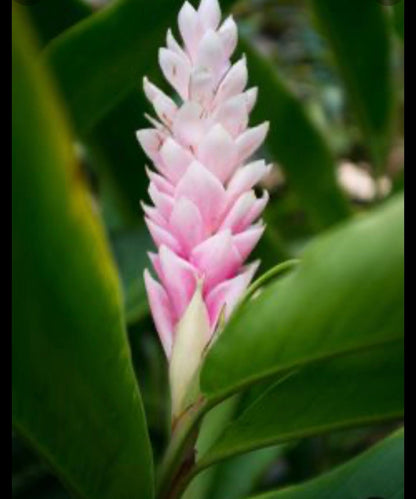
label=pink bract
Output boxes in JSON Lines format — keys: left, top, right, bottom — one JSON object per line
{"left": 138, "top": 0, "right": 270, "bottom": 358}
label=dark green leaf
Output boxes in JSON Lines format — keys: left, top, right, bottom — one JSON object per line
{"left": 198, "top": 344, "right": 403, "bottom": 467}
{"left": 12, "top": 8, "right": 153, "bottom": 498}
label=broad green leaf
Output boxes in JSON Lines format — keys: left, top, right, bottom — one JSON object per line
{"left": 198, "top": 344, "right": 403, "bottom": 467}
{"left": 201, "top": 193, "right": 403, "bottom": 400}
{"left": 250, "top": 428, "right": 404, "bottom": 499}
{"left": 12, "top": 8, "right": 153, "bottom": 499}
{"left": 309, "top": 0, "right": 394, "bottom": 172}
{"left": 45, "top": 0, "right": 235, "bottom": 133}
{"left": 241, "top": 34, "right": 350, "bottom": 230}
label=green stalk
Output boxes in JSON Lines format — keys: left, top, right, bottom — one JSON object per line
{"left": 241, "top": 259, "right": 300, "bottom": 306}
{"left": 156, "top": 399, "right": 207, "bottom": 499}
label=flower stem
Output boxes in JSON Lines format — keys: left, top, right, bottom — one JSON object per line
{"left": 156, "top": 399, "right": 207, "bottom": 499}
{"left": 241, "top": 259, "right": 300, "bottom": 305}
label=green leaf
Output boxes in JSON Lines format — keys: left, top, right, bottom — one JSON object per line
{"left": 201, "top": 193, "right": 403, "bottom": 400}
{"left": 12, "top": 8, "right": 153, "bottom": 499}
{"left": 197, "top": 344, "right": 403, "bottom": 468}
{"left": 309, "top": 0, "right": 394, "bottom": 172}
{"left": 249, "top": 428, "right": 404, "bottom": 499}
{"left": 44, "top": 0, "right": 235, "bottom": 133}
{"left": 240, "top": 34, "right": 350, "bottom": 230}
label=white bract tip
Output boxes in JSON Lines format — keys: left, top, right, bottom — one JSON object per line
{"left": 169, "top": 282, "right": 210, "bottom": 418}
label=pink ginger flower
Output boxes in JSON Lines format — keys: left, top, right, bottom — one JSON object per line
{"left": 137, "top": 0, "right": 270, "bottom": 415}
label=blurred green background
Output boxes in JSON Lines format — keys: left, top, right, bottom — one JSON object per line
{"left": 12, "top": 0, "right": 404, "bottom": 497}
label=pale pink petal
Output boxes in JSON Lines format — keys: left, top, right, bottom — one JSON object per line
{"left": 148, "top": 251, "right": 163, "bottom": 280}
{"left": 175, "top": 161, "right": 226, "bottom": 233}
{"left": 158, "top": 245, "right": 197, "bottom": 320}
{"left": 172, "top": 102, "right": 207, "bottom": 149}
{"left": 159, "top": 137, "right": 194, "bottom": 184}
{"left": 189, "top": 68, "right": 215, "bottom": 107}
{"left": 144, "top": 269, "right": 175, "bottom": 357}
{"left": 214, "top": 57, "right": 247, "bottom": 105}
{"left": 153, "top": 95, "right": 177, "bottom": 127}
{"left": 196, "top": 124, "right": 238, "bottom": 182}
{"left": 190, "top": 230, "right": 242, "bottom": 291}
{"left": 178, "top": 1, "right": 202, "bottom": 60}
{"left": 143, "top": 77, "right": 177, "bottom": 126}
{"left": 166, "top": 29, "right": 190, "bottom": 63}
{"left": 169, "top": 197, "right": 205, "bottom": 255}
{"left": 226, "top": 160, "right": 271, "bottom": 201}
{"left": 143, "top": 114, "right": 165, "bottom": 132}
{"left": 198, "top": 0, "right": 221, "bottom": 30}
{"left": 136, "top": 128, "right": 165, "bottom": 163}
{"left": 141, "top": 201, "right": 168, "bottom": 228}
{"left": 244, "top": 87, "right": 258, "bottom": 113}
{"left": 159, "top": 48, "right": 191, "bottom": 99}
{"left": 241, "top": 190, "right": 269, "bottom": 228}
{"left": 148, "top": 182, "right": 174, "bottom": 219}
{"left": 212, "top": 94, "right": 248, "bottom": 137}
{"left": 145, "top": 166, "right": 175, "bottom": 195}
{"left": 143, "top": 76, "right": 163, "bottom": 102}
{"left": 205, "top": 261, "right": 259, "bottom": 328}
{"left": 145, "top": 218, "right": 182, "bottom": 253}
{"left": 219, "top": 191, "right": 256, "bottom": 232}
{"left": 233, "top": 224, "right": 265, "bottom": 260}
{"left": 218, "top": 16, "right": 238, "bottom": 59}
{"left": 236, "top": 122, "right": 269, "bottom": 163}
{"left": 195, "top": 30, "right": 227, "bottom": 78}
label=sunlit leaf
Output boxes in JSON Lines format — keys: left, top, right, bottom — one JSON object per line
{"left": 201, "top": 194, "right": 403, "bottom": 399}
{"left": 12, "top": 8, "right": 153, "bottom": 498}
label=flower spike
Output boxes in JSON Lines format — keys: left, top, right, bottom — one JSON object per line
{"left": 137, "top": 0, "right": 270, "bottom": 417}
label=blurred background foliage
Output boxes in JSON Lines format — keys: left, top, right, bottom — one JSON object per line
{"left": 12, "top": 0, "right": 404, "bottom": 497}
